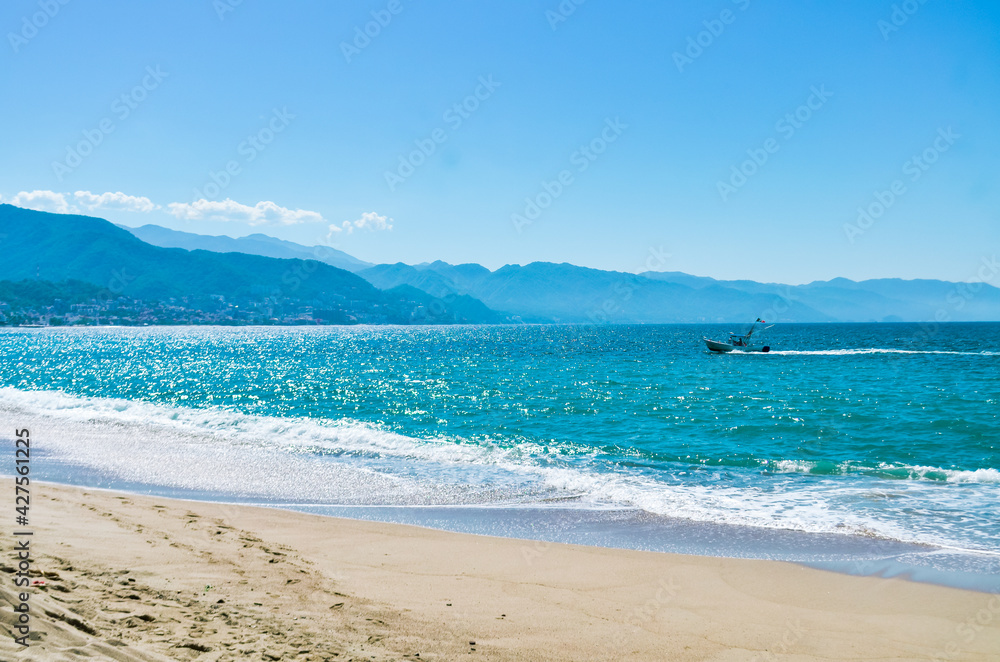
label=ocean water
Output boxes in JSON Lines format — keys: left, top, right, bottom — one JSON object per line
{"left": 2, "top": 323, "right": 998, "bottom": 589}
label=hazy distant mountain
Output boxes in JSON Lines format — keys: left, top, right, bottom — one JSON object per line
{"left": 361, "top": 260, "right": 1000, "bottom": 323}
{"left": 362, "top": 263, "right": 462, "bottom": 300}
{"left": 0, "top": 205, "right": 501, "bottom": 324}
{"left": 31, "top": 211, "right": 997, "bottom": 324}
{"left": 361, "top": 261, "right": 833, "bottom": 323}
{"left": 641, "top": 271, "right": 1000, "bottom": 322}
{"left": 123, "top": 224, "right": 373, "bottom": 273}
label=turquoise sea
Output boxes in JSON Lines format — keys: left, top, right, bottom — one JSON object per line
{"left": 2, "top": 323, "right": 998, "bottom": 590}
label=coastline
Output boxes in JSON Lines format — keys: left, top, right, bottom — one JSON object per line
{"left": 2, "top": 482, "right": 998, "bottom": 660}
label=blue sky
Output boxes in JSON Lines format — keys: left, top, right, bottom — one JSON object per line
{"left": 1, "top": 0, "right": 998, "bottom": 284}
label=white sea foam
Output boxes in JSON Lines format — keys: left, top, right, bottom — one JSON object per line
{"left": 2, "top": 386, "right": 997, "bottom": 553}
{"left": 905, "top": 465, "right": 1000, "bottom": 483}
{"left": 770, "top": 459, "right": 1000, "bottom": 483}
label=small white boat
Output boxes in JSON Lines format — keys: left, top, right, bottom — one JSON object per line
{"left": 704, "top": 318, "right": 773, "bottom": 353}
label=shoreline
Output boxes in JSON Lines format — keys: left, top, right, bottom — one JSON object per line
{"left": 2, "top": 482, "right": 998, "bottom": 660}
{"left": 25, "top": 474, "right": 1000, "bottom": 595}
{"left": 287, "top": 502, "right": 1000, "bottom": 595}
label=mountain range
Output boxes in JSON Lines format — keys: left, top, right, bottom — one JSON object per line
{"left": 0, "top": 205, "right": 500, "bottom": 324}
{"left": 124, "top": 224, "right": 372, "bottom": 273}
{"left": 2, "top": 205, "right": 997, "bottom": 324}
{"left": 125, "top": 222, "right": 1000, "bottom": 324}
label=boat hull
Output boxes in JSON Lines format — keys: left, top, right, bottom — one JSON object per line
{"left": 703, "top": 337, "right": 770, "bottom": 353}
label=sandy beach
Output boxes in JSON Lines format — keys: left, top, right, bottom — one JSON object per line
{"left": 1, "top": 482, "right": 997, "bottom": 661}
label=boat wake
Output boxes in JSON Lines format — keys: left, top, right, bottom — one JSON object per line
{"left": 766, "top": 348, "right": 1000, "bottom": 356}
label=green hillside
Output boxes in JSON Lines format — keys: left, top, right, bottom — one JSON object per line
{"left": 0, "top": 205, "right": 503, "bottom": 324}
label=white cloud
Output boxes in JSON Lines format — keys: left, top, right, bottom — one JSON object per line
{"left": 73, "top": 190, "right": 158, "bottom": 213}
{"left": 5, "top": 190, "right": 326, "bottom": 229}
{"left": 167, "top": 198, "right": 324, "bottom": 226}
{"left": 328, "top": 211, "right": 394, "bottom": 237}
{"left": 3, "top": 189, "right": 158, "bottom": 215}
{"left": 8, "top": 190, "right": 73, "bottom": 213}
